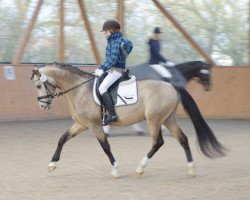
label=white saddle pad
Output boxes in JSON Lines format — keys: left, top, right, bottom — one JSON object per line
{"left": 149, "top": 64, "right": 172, "bottom": 79}
{"left": 93, "top": 75, "right": 138, "bottom": 107}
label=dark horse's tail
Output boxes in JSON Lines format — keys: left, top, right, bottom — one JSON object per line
{"left": 177, "top": 87, "right": 226, "bottom": 158}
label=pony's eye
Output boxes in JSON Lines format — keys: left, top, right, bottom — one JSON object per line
{"left": 36, "top": 85, "right": 41, "bottom": 89}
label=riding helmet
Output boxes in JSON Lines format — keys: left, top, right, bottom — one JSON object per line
{"left": 154, "top": 27, "right": 162, "bottom": 33}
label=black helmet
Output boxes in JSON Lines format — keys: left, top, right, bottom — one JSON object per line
{"left": 101, "top": 19, "right": 121, "bottom": 31}
{"left": 154, "top": 27, "right": 162, "bottom": 33}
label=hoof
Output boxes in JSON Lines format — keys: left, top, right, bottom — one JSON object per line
{"left": 135, "top": 165, "right": 144, "bottom": 176}
{"left": 111, "top": 173, "right": 120, "bottom": 179}
{"left": 135, "top": 171, "right": 144, "bottom": 176}
{"left": 47, "top": 162, "right": 56, "bottom": 172}
{"left": 137, "top": 131, "right": 145, "bottom": 136}
{"left": 188, "top": 169, "right": 196, "bottom": 177}
{"left": 111, "top": 169, "right": 120, "bottom": 179}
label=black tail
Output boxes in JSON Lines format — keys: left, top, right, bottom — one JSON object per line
{"left": 177, "top": 87, "right": 226, "bottom": 158}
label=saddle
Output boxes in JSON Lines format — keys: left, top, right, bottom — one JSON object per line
{"left": 129, "top": 63, "right": 187, "bottom": 89}
{"left": 93, "top": 69, "right": 138, "bottom": 107}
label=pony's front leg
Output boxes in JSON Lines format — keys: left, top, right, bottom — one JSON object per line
{"left": 93, "top": 125, "right": 119, "bottom": 178}
{"left": 48, "top": 123, "right": 87, "bottom": 172}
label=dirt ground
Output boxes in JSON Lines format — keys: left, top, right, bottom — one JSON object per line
{"left": 0, "top": 118, "right": 249, "bottom": 200}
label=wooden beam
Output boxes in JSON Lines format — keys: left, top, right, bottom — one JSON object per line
{"left": 59, "top": 0, "right": 65, "bottom": 62}
{"left": 152, "top": 0, "right": 215, "bottom": 65}
{"left": 249, "top": 0, "right": 250, "bottom": 66}
{"left": 117, "top": 0, "right": 124, "bottom": 32}
{"left": 13, "top": 0, "right": 43, "bottom": 64}
{"left": 78, "top": 0, "right": 101, "bottom": 64}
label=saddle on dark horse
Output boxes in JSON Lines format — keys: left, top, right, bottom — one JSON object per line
{"left": 130, "top": 63, "right": 187, "bottom": 89}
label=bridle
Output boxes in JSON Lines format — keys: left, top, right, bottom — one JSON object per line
{"left": 31, "top": 68, "right": 95, "bottom": 104}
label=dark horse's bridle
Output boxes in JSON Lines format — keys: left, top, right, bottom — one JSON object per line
{"left": 198, "top": 63, "right": 211, "bottom": 86}
{"left": 31, "top": 68, "right": 95, "bottom": 104}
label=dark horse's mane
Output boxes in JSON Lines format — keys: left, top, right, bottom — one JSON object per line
{"left": 175, "top": 61, "right": 208, "bottom": 73}
{"left": 39, "top": 62, "right": 94, "bottom": 78}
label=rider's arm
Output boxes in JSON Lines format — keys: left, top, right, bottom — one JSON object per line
{"left": 100, "top": 40, "right": 120, "bottom": 71}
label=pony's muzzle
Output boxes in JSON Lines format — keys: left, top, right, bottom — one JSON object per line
{"left": 204, "top": 84, "right": 211, "bottom": 91}
{"left": 40, "top": 102, "right": 51, "bottom": 110}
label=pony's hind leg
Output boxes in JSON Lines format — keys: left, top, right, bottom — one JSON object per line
{"left": 163, "top": 113, "right": 195, "bottom": 176}
{"left": 136, "top": 121, "right": 164, "bottom": 175}
{"left": 48, "top": 123, "right": 87, "bottom": 172}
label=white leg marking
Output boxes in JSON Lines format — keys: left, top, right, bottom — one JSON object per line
{"left": 136, "top": 156, "right": 150, "bottom": 175}
{"left": 103, "top": 125, "right": 111, "bottom": 134}
{"left": 188, "top": 161, "right": 196, "bottom": 177}
{"left": 132, "top": 124, "right": 144, "bottom": 133}
{"left": 111, "top": 162, "right": 120, "bottom": 178}
{"left": 47, "top": 162, "right": 57, "bottom": 172}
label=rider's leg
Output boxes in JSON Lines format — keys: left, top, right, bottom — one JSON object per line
{"left": 99, "top": 69, "right": 122, "bottom": 124}
{"left": 101, "top": 91, "right": 118, "bottom": 123}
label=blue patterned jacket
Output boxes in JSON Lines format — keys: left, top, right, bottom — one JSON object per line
{"left": 100, "top": 32, "right": 127, "bottom": 71}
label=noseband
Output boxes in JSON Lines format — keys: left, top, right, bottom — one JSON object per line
{"left": 31, "top": 71, "right": 57, "bottom": 104}
{"left": 37, "top": 78, "right": 57, "bottom": 104}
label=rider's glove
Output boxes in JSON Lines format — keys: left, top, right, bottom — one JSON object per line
{"left": 94, "top": 68, "right": 104, "bottom": 77}
{"left": 165, "top": 61, "right": 175, "bottom": 67}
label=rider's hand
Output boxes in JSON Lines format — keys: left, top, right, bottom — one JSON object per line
{"left": 165, "top": 61, "right": 175, "bottom": 67}
{"left": 94, "top": 68, "right": 104, "bottom": 77}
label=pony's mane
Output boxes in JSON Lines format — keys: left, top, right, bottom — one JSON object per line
{"left": 39, "top": 62, "right": 93, "bottom": 78}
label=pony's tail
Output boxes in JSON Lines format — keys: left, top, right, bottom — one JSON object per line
{"left": 177, "top": 87, "right": 226, "bottom": 158}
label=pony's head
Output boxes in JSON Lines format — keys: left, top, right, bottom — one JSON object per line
{"left": 198, "top": 62, "right": 211, "bottom": 91}
{"left": 31, "top": 66, "right": 57, "bottom": 110}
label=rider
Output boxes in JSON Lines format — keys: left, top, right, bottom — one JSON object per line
{"left": 94, "top": 19, "right": 133, "bottom": 125}
{"left": 148, "top": 27, "right": 175, "bottom": 67}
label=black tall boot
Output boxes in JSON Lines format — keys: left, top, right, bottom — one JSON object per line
{"left": 101, "top": 92, "right": 118, "bottom": 124}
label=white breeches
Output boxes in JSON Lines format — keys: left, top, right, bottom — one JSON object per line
{"left": 99, "top": 69, "right": 122, "bottom": 95}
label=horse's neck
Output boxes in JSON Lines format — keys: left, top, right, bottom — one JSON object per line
{"left": 177, "top": 62, "right": 201, "bottom": 81}
{"left": 44, "top": 67, "right": 91, "bottom": 95}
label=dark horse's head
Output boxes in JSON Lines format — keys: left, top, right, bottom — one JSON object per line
{"left": 176, "top": 61, "right": 212, "bottom": 91}
{"left": 199, "top": 62, "right": 211, "bottom": 91}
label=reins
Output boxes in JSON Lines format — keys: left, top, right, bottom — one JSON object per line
{"left": 32, "top": 69, "right": 95, "bottom": 101}
{"left": 53, "top": 75, "right": 95, "bottom": 98}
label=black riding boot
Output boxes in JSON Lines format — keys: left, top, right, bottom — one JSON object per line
{"left": 101, "top": 92, "right": 118, "bottom": 125}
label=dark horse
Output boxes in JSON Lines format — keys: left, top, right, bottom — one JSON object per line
{"left": 104, "top": 61, "right": 211, "bottom": 135}
{"left": 131, "top": 61, "right": 211, "bottom": 91}
{"left": 31, "top": 62, "right": 224, "bottom": 178}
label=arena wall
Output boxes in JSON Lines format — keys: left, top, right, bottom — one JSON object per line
{"left": 0, "top": 65, "right": 249, "bottom": 121}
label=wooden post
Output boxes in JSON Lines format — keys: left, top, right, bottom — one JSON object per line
{"left": 59, "top": 0, "right": 65, "bottom": 62}
{"left": 249, "top": 0, "right": 250, "bottom": 66}
{"left": 152, "top": 0, "right": 214, "bottom": 65}
{"left": 13, "top": 0, "right": 43, "bottom": 64}
{"left": 78, "top": 0, "right": 101, "bottom": 64}
{"left": 117, "top": 0, "right": 124, "bottom": 32}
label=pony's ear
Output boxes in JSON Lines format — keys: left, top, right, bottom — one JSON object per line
{"left": 34, "top": 64, "right": 39, "bottom": 70}
{"left": 31, "top": 69, "right": 41, "bottom": 80}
